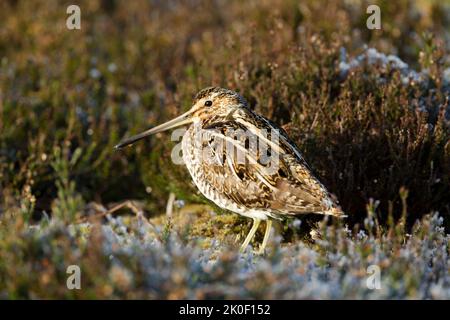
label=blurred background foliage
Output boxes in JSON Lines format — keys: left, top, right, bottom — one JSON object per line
{"left": 0, "top": 0, "right": 449, "bottom": 231}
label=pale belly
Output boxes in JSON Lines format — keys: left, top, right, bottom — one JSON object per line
{"left": 181, "top": 129, "right": 269, "bottom": 220}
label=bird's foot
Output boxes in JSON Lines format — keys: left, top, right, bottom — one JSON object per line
{"left": 255, "top": 247, "right": 267, "bottom": 256}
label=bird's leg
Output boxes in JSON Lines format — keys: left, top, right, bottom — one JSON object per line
{"left": 257, "top": 220, "right": 273, "bottom": 255}
{"left": 240, "top": 218, "right": 261, "bottom": 252}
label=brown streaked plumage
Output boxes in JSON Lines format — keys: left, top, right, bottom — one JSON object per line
{"left": 116, "top": 87, "right": 345, "bottom": 254}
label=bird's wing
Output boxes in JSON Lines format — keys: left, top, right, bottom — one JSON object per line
{"left": 200, "top": 109, "right": 343, "bottom": 218}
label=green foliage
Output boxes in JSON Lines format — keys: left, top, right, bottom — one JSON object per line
{"left": 50, "top": 146, "right": 84, "bottom": 222}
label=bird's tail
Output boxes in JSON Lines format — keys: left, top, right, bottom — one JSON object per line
{"left": 325, "top": 206, "right": 347, "bottom": 218}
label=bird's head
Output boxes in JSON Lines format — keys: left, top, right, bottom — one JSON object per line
{"left": 115, "top": 87, "right": 248, "bottom": 149}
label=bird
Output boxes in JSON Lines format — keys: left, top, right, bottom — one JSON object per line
{"left": 115, "top": 87, "right": 344, "bottom": 254}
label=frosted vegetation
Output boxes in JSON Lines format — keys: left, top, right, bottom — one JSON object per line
{"left": 1, "top": 210, "right": 448, "bottom": 299}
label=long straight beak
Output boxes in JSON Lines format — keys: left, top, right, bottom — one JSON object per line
{"left": 114, "top": 108, "right": 194, "bottom": 149}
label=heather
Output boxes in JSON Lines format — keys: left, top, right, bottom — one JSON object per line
{"left": 0, "top": 0, "right": 449, "bottom": 299}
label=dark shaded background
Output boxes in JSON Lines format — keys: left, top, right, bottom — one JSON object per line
{"left": 0, "top": 0, "right": 449, "bottom": 230}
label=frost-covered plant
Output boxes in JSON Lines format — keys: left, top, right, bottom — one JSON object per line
{"left": 1, "top": 210, "right": 448, "bottom": 299}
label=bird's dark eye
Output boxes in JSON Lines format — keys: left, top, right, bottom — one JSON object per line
{"left": 204, "top": 100, "right": 213, "bottom": 107}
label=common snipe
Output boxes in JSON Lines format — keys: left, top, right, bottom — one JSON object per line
{"left": 116, "top": 87, "right": 344, "bottom": 254}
